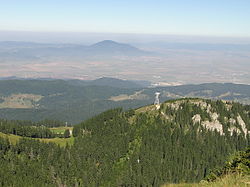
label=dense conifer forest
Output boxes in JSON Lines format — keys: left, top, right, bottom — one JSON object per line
{"left": 0, "top": 98, "right": 249, "bottom": 186}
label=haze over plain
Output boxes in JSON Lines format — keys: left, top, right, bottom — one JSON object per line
{"left": 0, "top": 0, "right": 250, "bottom": 84}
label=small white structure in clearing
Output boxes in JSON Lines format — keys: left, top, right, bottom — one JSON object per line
{"left": 154, "top": 92, "right": 160, "bottom": 109}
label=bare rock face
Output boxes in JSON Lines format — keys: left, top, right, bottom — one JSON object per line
{"left": 158, "top": 99, "right": 249, "bottom": 138}
{"left": 201, "top": 120, "right": 224, "bottom": 135}
{"left": 170, "top": 103, "right": 180, "bottom": 110}
{"left": 155, "top": 104, "right": 160, "bottom": 110}
{"left": 190, "top": 100, "right": 247, "bottom": 137}
{"left": 228, "top": 127, "right": 241, "bottom": 136}
{"left": 192, "top": 114, "right": 201, "bottom": 124}
{"left": 200, "top": 111, "right": 224, "bottom": 135}
{"left": 161, "top": 111, "right": 170, "bottom": 120}
{"left": 211, "top": 113, "right": 219, "bottom": 121}
{"left": 237, "top": 115, "right": 248, "bottom": 137}
{"left": 229, "top": 118, "right": 236, "bottom": 124}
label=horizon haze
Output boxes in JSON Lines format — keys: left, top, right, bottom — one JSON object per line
{"left": 0, "top": 0, "right": 250, "bottom": 85}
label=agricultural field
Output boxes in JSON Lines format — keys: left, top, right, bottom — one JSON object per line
{"left": 0, "top": 93, "right": 43, "bottom": 109}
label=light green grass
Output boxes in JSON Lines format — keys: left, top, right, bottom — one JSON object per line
{"left": 0, "top": 132, "right": 21, "bottom": 144}
{"left": 41, "top": 136, "right": 74, "bottom": 147}
{"left": 50, "top": 127, "right": 73, "bottom": 134}
{"left": 162, "top": 174, "right": 250, "bottom": 187}
{"left": 0, "top": 131, "right": 74, "bottom": 147}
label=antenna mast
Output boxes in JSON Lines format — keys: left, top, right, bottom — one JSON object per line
{"left": 154, "top": 92, "right": 160, "bottom": 109}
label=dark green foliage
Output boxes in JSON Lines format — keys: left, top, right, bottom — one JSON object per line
{"left": 64, "top": 129, "right": 70, "bottom": 138}
{"left": 206, "top": 147, "right": 250, "bottom": 182}
{"left": 0, "top": 119, "right": 60, "bottom": 138}
{"left": 0, "top": 138, "right": 62, "bottom": 186}
{"left": 36, "top": 119, "right": 70, "bottom": 127}
{"left": 0, "top": 119, "right": 67, "bottom": 128}
{"left": 125, "top": 109, "right": 135, "bottom": 118}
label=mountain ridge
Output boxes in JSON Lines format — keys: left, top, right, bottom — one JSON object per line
{"left": 0, "top": 40, "right": 151, "bottom": 57}
{"left": 134, "top": 98, "right": 250, "bottom": 137}
{"left": 0, "top": 79, "right": 249, "bottom": 123}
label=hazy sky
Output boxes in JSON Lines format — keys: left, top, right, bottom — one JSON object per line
{"left": 1, "top": 0, "right": 250, "bottom": 37}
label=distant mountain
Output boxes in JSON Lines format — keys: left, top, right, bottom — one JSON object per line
{"left": 0, "top": 41, "right": 49, "bottom": 49}
{"left": 0, "top": 76, "right": 20, "bottom": 80}
{"left": 0, "top": 79, "right": 249, "bottom": 123}
{"left": 0, "top": 40, "right": 152, "bottom": 59}
{"left": 91, "top": 40, "right": 136, "bottom": 50}
{"left": 137, "top": 42, "right": 250, "bottom": 51}
{"left": 88, "top": 40, "right": 149, "bottom": 56}
{"left": 8, "top": 77, "right": 150, "bottom": 88}
{"left": 86, "top": 77, "right": 148, "bottom": 88}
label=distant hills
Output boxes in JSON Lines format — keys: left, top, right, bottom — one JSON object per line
{"left": 139, "top": 42, "right": 250, "bottom": 51}
{"left": 88, "top": 40, "right": 149, "bottom": 56}
{"left": 1, "top": 40, "right": 250, "bottom": 84}
{"left": 0, "top": 78, "right": 249, "bottom": 123}
{"left": 0, "top": 77, "right": 150, "bottom": 88}
{"left": 0, "top": 40, "right": 151, "bottom": 59}
{"left": 82, "top": 77, "right": 150, "bottom": 88}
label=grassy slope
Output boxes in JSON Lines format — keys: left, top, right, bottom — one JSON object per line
{"left": 40, "top": 136, "right": 74, "bottom": 147}
{"left": 0, "top": 132, "right": 21, "bottom": 144}
{"left": 163, "top": 174, "right": 250, "bottom": 187}
{"left": 0, "top": 127, "right": 74, "bottom": 147}
{"left": 50, "top": 126, "right": 73, "bottom": 134}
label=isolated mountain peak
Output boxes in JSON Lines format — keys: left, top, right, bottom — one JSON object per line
{"left": 91, "top": 40, "right": 134, "bottom": 48}
{"left": 95, "top": 40, "right": 119, "bottom": 44}
{"left": 88, "top": 40, "right": 149, "bottom": 56}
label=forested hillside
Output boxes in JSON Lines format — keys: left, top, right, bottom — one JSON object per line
{"left": 0, "top": 79, "right": 249, "bottom": 123}
{"left": 164, "top": 147, "right": 250, "bottom": 186}
{"left": 0, "top": 98, "right": 249, "bottom": 186}
{"left": 0, "top": 119, "right": 71, "bottom": 138}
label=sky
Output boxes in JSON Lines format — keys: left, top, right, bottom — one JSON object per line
{"left": 0, "top": 0, "right": 250, "bottom": 38}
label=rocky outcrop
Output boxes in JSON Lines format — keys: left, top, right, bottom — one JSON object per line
{"left": 237, "top": 115, "right": 249, "bottom": 137}
{"left": 192, "top": 114, "right": 201, "bottom": 124}
{"left": 201, "top": 120, "right": 224, "bottom": 135}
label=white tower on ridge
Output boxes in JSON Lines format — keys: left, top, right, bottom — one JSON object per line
{"left": 154, "top": 92, "right": 160, "bottom": 105}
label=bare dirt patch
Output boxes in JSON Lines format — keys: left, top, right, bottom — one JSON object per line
{"left": 0, "top": 93, "right": 43, "bottom": 109}
{"left": 109, "top": 90, "right": 149, "bottom": 101}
